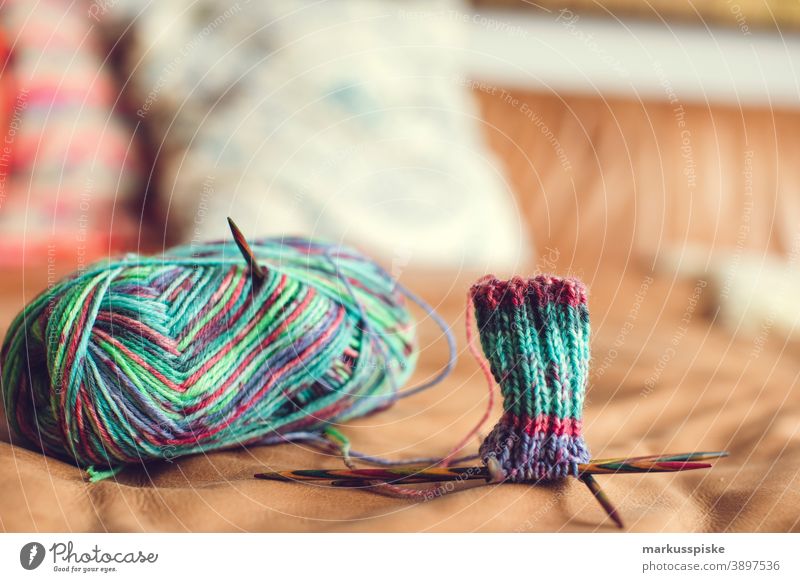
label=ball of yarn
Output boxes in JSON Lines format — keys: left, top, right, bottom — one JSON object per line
{"left": 1, "top": 238, "right": 417, "bottom": 471}
{"left": 471, "top": 275, "right": 591, "bottom": 481}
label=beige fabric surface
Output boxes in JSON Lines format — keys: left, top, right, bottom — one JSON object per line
{"left": 1, "top": 89, "right": 799, "bottom": 532}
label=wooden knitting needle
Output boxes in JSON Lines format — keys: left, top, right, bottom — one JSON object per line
{"left": 581, "top": 474, "right": 624, "bottom": 529}
{"left": 575, "top": 451, "right": 728, "bottom": 529}
{"left": 255, "top": 452, "right": 726, "bottom": 529}
{"left": 254, "top": 451, "right": 725, "bottom": 483}
{"left": 253, "top": 461, "right": 712, "bottom": 484}
{"left": 227, "top": 217, "right": 268, "bottom": 285}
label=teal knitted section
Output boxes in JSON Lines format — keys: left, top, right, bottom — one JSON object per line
{"left": 472, "top": 275, "right": 591, "bottom": 481}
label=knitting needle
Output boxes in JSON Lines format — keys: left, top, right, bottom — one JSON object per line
{"left": 574, "top": 450, "right": 727, "bottom": 529}
{"left": 254, "top": 452, "right": 724, "bottom": 483}
{"left": 254, "top": 452, "right": 724, "bottom": 529}
{"left": 227, "top": 217, "right": 268, "bottom": 285}
{"left": 253, "top": 461, "right": 712, "bottom": 483}
{"left": 581, "top": 474, "right": 624, "bottom": 529}
{"left": 587, "top": 451, "right": 729, "bottom": 465}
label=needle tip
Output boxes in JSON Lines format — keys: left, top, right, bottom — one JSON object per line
{"left": 581, "top": 474, "right": 624, "bottom": 529}
{"left": 609, "top": 510, "right": 625, "bottom": 529}
{"left": 227, "top": 217, "right": 267, "bottom": 284}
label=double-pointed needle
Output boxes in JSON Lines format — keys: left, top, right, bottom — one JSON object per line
{"left": 255, "top": 451, "right": 727, "bottom": 528}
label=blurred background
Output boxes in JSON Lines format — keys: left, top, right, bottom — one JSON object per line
{"left": 2, "top": 0, "right": 800, "bottom": 531}
{"left": 4, "top": 0, "right": 800, "bottom": 338}
{"left": 2, "top": 0, "right": 799, "bottom": 271}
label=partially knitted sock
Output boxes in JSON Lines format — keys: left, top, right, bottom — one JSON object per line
{"left": 471, "top": 275, "right": 591, "bottom": 482}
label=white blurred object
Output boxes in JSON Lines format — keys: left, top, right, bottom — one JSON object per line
{"left": 467, "top": 8, "right": 800, "bottom": 108}
{"left": 654, "top": 245, "right": 800, "bottom": 339}
{"left": 102, "top": 0, "right": 529, "bottom": 270}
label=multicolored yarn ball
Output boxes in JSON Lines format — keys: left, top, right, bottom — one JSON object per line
{"left": 1, "top": 238, "right": 421, "bottom": 476}
{"left": 471, "top": 275, "right": 591, "bottom": 482}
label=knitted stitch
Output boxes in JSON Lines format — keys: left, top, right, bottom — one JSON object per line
{"left": 472, "top": 275, "right": 591, "bottom": 481}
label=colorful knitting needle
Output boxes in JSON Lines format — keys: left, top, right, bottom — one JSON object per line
{"left": 254, "top": 451, "right": 724, "bottom": 484}
{"left": 572, "top": 451, "right": 727, "bottom": 529}
{"left": 586, "top": 451, "right": 728, "bottom": 464}
{"left": 581, "top": 474, "right": 623, "bottom": 529}
{"left": 575, "top": 451, "right": 727, "bottom": 528}
{"left": 254, "top": 462, "right": 712, "bottom": 483}
{"left": 255, "top": 452, "right": 725, "bottom": 529}
{"left": 227, "top": 217, "right": 268, "bottom": 284}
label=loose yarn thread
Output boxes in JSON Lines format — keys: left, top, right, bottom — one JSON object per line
{"left": 1, "top": 237, "right": 453, "bottom": 475}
